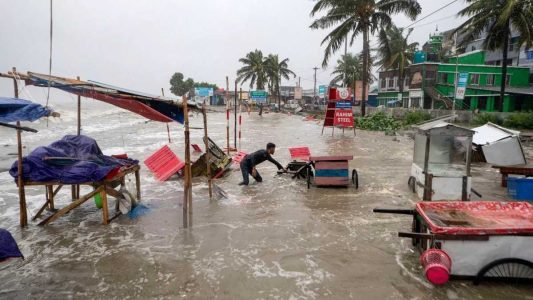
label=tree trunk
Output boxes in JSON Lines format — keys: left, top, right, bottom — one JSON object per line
{"left": 361, "top": 27, "right": 369, "bottom": 116}
{"left": 498, "top": 21, "right": 510, "bottom": 112}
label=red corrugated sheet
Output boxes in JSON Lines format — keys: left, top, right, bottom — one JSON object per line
{"left": 416, "top": 201, "right": 533, "bottom": 235}
{"left": 144, "top": 145, "right": 185, "bottom": 181}
{"left": 232, "top": 151, "right": 247, "bottom": 165}
{"left": 288, "top": 147, "right": 311, "bottom": 161}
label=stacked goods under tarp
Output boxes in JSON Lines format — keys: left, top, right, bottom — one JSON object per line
{"left": 10, "top": 135, "right": 138, "bottom": 184}
{"left": 24, "top": 71, "right": 197, "bottom": 123}
{"left": 191, "top": 137, "right": 232, "bottom": 179}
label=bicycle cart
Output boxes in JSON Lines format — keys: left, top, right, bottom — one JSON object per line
{"left": 374, "top": 201, "right": 533, "bottom": 285}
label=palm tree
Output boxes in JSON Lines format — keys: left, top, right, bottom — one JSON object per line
{"left": 310, "top": 0, "right": 421, "bottom": 116}
{"left": 330, "top": 53, "right": 363, "bottom": 87}
{"left": 236, "top": 50, "right": 268, "bottom": 90}
{"left": 375, "top": 25, "right": 418, "bottom": 105}
{"left": 265, "top": 54, "right": 296, "bottom": 108}
{"left": 454, "top": 0, "right": 533, "bottom": 112}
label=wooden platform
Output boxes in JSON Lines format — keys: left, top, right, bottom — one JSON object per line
{"left": 20, "top": 165, "right": 141, "bottom": 226}
{"left": 492, "top": 165, "right": 533, "bottom": 187}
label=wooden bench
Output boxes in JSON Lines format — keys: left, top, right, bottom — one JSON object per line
{"left": 492, "top": 165, "right": 533, "bottom": 187}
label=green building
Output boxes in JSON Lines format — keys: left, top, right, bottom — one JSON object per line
{"left": 377, "top": 51, "right": 533, "bottom": 112}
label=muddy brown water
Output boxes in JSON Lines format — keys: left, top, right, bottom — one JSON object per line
{"left": 0, "top": 109, "right": 532, "bottom": 299}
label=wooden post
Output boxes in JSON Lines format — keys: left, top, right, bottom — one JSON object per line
{"left": 182, "top": 95, "right": 192, "bottom": 228}
{"left": 13, "top": 67, "right": 27, "bottom": 227}
{"left": 423, "top": 134, "right": 431, "bottom": 201}
{"left": 161, "top": 88, "right": 171, "bottom": 143}
{"left": 238, "top": 87, "right": 242, "bottom": 150}
{"left": 77, "top": 76, "right": 81, "bottom": 135}
{"left": 234, "top": 81, "right": 237, "bottom": 149}
{"left": 202, "top": 105, "right": 213, "bottom": 199}
{"left": 226, "top": 76, "right": 230, "bottom": 155}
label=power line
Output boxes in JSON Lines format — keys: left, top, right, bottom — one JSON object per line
{"left": 406, "top": 0, "right": 460, "bottom": 29}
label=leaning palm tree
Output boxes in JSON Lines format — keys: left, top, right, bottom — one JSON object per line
{"left": 310, "top": 0, "right": 421, "bottom": 116}
{"left": 375, "top": 25, "right": 418, "bottom": 104}
{"left": 265, "top": 54, "right": 296, "bottom": 108}
{"left": 454, "top": 0, "right": 533, "bottom": 111}
{"left": 236, "top": 50, "right": 268, "bottom": 90}
{"left": 330, "top": 53, "right": 363, "bottom": 87}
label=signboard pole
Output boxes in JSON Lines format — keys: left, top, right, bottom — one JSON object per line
{"left": 226, "top": 76, "right": 230, "bottom": 154}
{"left": 234, "top": 81, "right": 237, "bottom": 149}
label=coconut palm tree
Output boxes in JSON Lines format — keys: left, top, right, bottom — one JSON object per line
{"left": 236, "top": 50, "right": 268, "bottom": 90}
{"left": 265, "top": 54, "right": 297, "bottom": 108}
{"left": 454, "top": 0, "right": 533, "bottom": 111}
{"left": 330, "top": 53, "right": 363, "bottom": 87}
{"left": 310, "top": 0, "right": 421, "bottom": 116}
{"left": 375, "top": 25, "right": 418, "bottom": 103}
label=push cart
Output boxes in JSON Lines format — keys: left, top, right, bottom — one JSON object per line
{"left": 283, "top": 155, "right": 358, "bottom": 189}
{"left": 408, "top": 119, "right": 474, "bottom": 201}
{"left": 374, "top": 201, "right": 533, "bottom": 285}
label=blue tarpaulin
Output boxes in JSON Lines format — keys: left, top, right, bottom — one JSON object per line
{"left": 0, "top": 97, "right": 52, "bottom": 123}
{"left": 10, "top": 135, "right": 138, "bottom": 184}
{"left": 0, "top": 229, "right": 23, "bottom": 261}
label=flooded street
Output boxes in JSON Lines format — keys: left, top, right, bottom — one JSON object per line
{"left": 1, "top": 108, "right": 532, "bottom": 299}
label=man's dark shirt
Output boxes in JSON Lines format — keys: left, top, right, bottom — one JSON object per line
{"left": 244, "top": 149, "right": 283, "bottom": 170}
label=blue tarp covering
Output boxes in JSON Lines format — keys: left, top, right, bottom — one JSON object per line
{"left": 10, "top": 135, "right": 138, "bottom": 184}
{"left": 0, "top": 229, "right": 23, "bottom": 261}
{"left": 0, "top": 97, "right": 51, "bottom": 123}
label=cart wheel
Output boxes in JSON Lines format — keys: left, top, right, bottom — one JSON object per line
{"left": 408, "top": 176, "right": 416, "bottom": 193}
{"left": 352, "top": 169, "right": 358, "bottom": 189}
{"left": 306, "top": 166, "right": 311, "bottom": 189}
{"left": 473, "top": 258, "right": 533, "bottom": 285}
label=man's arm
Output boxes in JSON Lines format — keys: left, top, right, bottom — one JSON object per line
{"left": 267, "top": 154, "right": 283, "bottom": 170}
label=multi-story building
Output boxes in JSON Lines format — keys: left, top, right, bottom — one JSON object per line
{"left": 377, "top": 51, "right": 533, "bottom": 112}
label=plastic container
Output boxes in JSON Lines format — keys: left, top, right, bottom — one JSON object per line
{"left": 420, "top": 249, "right": 452, "bottom": 285}
{"left": 507, "top": 177, "right": 533, "bottom": 201}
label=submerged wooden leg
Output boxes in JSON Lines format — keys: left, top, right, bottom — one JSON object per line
{"left": 135, "top": 169, "right": 141, "bottom": 200}
{"left": 39, "top": 187, "right": 103, "bottom": 226}
{"left": 101, "top": 188, "right": 109, "bottom": 225}
{"left": 47, "top": 185, "right": 55, "bottom": 210}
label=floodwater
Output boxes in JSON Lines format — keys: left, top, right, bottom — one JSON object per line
{"left": 0, "top": 107, "right": 532, "bottom": 299}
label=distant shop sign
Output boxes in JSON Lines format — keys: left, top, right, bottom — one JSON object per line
{"left": 250, "top": 90, "right": 268, "bottom": 103}
{"left": 318, "top": 85, "right": 327, "bottom": 96}
{"left": 195, "top": 87, "right": 213, "bottom": 97}
{"left": 455, "top": 72, "right": 468, "bottom": 100}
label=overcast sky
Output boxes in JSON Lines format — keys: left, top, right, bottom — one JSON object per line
{"left": 0, "top": 0, "right": 467, "bottom": 105}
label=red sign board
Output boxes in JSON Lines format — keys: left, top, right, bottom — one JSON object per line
{"left": 328, "top": 87, "right": 352, "bottom": 102}
{"left": 333, "top": 102, "right": 354, "bottom": 127}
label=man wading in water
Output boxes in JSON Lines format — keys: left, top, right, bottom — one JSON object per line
{"left": 239, "top": 143, "right": 285, "bottom": 185}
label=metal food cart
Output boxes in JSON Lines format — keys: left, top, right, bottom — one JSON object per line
{"left": 374, "top": 201, "right": 533, "bottom": 285}
{"left": 408, "top": 120, "right": 474, "bottom": 201}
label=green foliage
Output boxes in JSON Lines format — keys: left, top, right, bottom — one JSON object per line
{"left": 403, "top": 110, "right": 431, "bottom": 125}
{"left": 356, "top": 112, "right": 402, "bottom": 132}
{"left": 170, "top": 72, "right": 194, "bottom": 96}
{"left": 503, "top": 112, "right": 533, "bottom": 129}
{"left": 169, "top": 73, "right": 218, "bottom": 96}
{"left": 237, "top": 51, "right": 295, "bottom": 95}
{"left": 472, "top": 113, "right": 504, "bottom": 126}
{"left": 330, "top": 53, "right": 363, "bottom": 87}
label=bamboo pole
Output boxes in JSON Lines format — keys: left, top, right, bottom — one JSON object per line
{"left": 161, "top": 88, "right": 171, "bottom": 143}
{"left": 75, "top": 76, "right": 81, "bottom": 199}
{"left": 238, "top": 88, "right": 242, "bottom": 150}
{"left": 202, "top": 104, "right": 213, "bottom": 199}
{"left": 226, "top": 76, "right": 230, "bottom": 155}
{"left": 182, "top": 95, "right": 192, "bottom": 228}
{"left": 13, "top": 67, "right": 27, "bottom": 227}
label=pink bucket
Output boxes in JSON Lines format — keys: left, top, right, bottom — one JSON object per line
{"left": 420, "top": 249, "right": 452, "bottom": 285}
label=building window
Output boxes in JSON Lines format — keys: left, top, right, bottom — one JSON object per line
{"left": 509, "top": 43, "right": 514, "bottom": 51}
{"left": 486, "top": 74, "right": 495, "bottom": 86}
{"left": 380, "top": 78, "right": 386, "bottom": 89}
{"left": 471, "top": 46, "right": 476, "bottom": 51}
{"left": 438, "top": 73, "right": 448, "bottom": 84}
{"left": 506, "top": 59, "right": 513, "bottom": 65}
{"left": 470, "top": 73, "right": 480, "bottom": 85}
{"left": 388, "top": 77, "right": 395, "bottom": 88}
{"left": 527, "top": 50, "right": 533, "bottom": 60}
{"left": 478, "top": 97, "right": 488, "bottom": 110}
{"left": 404, "top": 77, "right": 409, "bottom": 88}
{"left": 393, "top": 77, "right": 398, "bottom": 88}
{"left": 506, "top": 74, "right": 511, "bottom": 86}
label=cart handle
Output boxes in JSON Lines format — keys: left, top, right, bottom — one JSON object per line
{"left": 373, "top": 208, "right": 414, "bottom": 215}
{"left": 398, "top": 231, "right": 490, "bottom": 241}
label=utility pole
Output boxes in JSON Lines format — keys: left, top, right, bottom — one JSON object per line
{"left": 313, "top": 67, "right": 319, "bottom": 103}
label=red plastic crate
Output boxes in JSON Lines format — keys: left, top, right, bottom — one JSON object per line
{"left": 144, "top": 145, "right": 185, "bottom": 181}
{"left": 288, "top": 147, "right": 311, "bottom": 161}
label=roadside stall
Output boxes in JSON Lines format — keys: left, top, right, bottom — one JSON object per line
{"left": 374, "top": 201, "right": 533, "bottom": 285}
{"left": 408, "top": 119, "right": 474, "bottom": 201}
